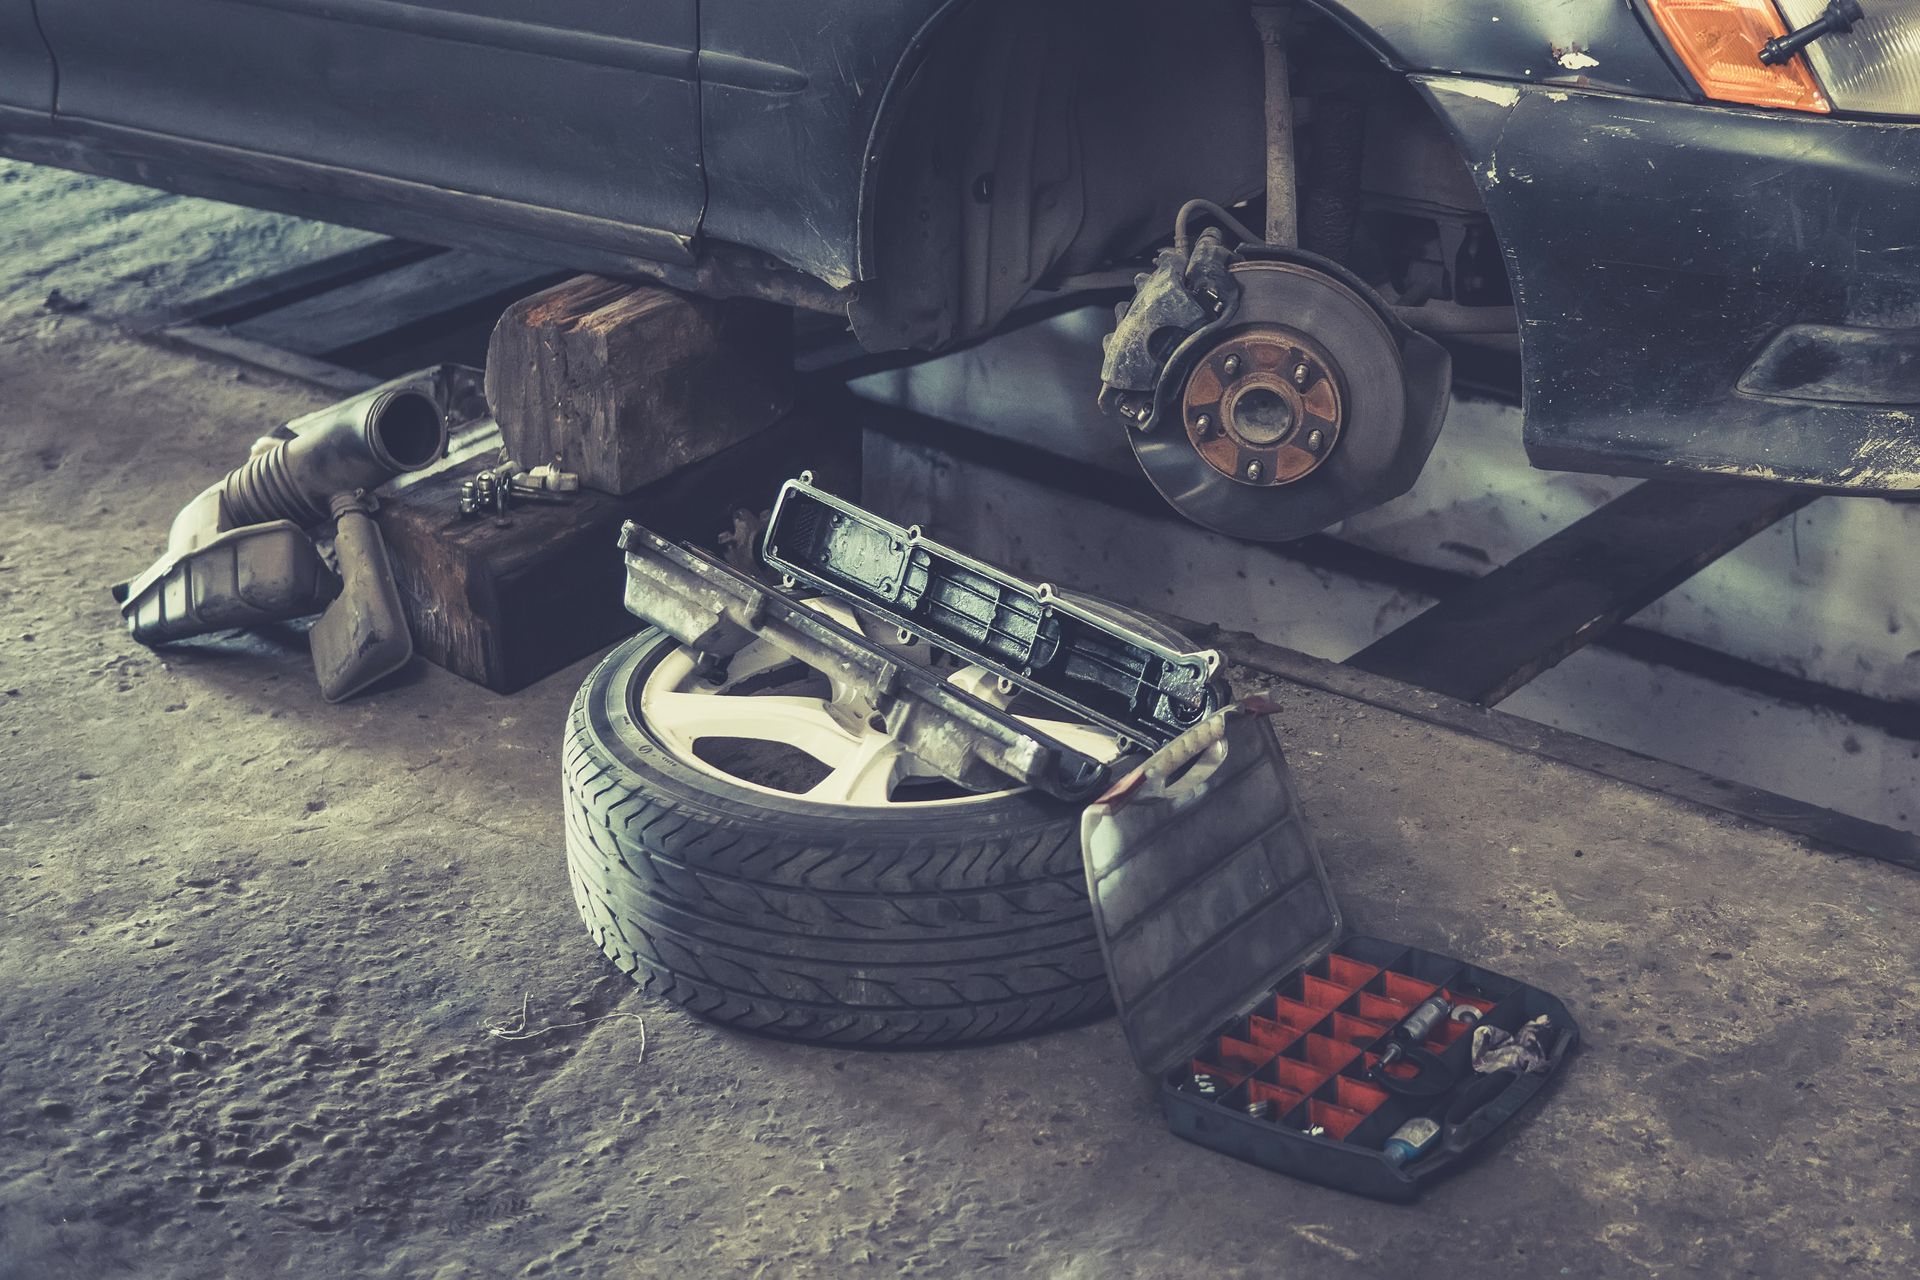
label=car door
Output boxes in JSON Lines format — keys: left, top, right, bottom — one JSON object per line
{"left": 33, "top": 1, "right": 702, "bottom": 241}
{"left": 0, "top": 0, "right": 54, "bottom": 113}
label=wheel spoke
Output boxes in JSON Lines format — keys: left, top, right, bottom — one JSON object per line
{"left": 641, "top": 631, "right": 1133, "bottom": 807}
{"left": 715, "top": 637, "right": 806, "bottom": 692}
{"left": 642, "top": 691, "right": 861, "bottom": 757}
{"left": 805, "top": 733, "right": 907, "bottom": 805}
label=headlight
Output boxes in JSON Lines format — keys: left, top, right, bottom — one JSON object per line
{"left": 1776, "top": 0, "right": 1920, "bottom": 114}
{"left": 1643, "top": 0, "right": 1831, "bottom": 112}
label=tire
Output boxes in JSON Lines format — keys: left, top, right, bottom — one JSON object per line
{"left": 563, "top": 628, "right": 1114, "bottom": 1046}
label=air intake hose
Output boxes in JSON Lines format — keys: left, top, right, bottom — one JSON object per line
{"left": 216, "top": 387, "right": 446, "bottom": 530}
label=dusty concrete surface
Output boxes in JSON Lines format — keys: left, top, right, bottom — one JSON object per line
{"left": 5, "top": 197, "right": 1920, "bottom": 1279}
{"left": 0, "top": 157, "right": 377, "bottom": 327}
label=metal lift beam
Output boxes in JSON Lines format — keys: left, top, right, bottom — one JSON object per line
{"left": 1346, "top": 479, "right": 1816, "bottom": 706}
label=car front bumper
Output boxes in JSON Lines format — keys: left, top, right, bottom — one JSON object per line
{"left": 1420, "top": 77, "right": 1920, "bottom": 492}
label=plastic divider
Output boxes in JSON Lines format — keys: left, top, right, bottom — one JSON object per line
{"left": 1326, "top": 1012, "right": 1391, "bottom": 1048}
{"left": 1284, "top": 1032, "right": 1362, "bottom": 1076}
{"left": 1316, "top": 1074, "right": 1390, "bottom": 1117}
{"left": 1170, "top": 942, "right": 1562, "bottom": 1158}
{"left": 1308, "top": 953, "right": 1381, "bottom": 989}
{"left": 1213, "top": 1035, "right": 1271, "bottom": 1077}
{"left": 1300, "top": 975, "right": 1352, "bottom": 1011}
{"left": 1248, "top": 1080, "right": 1305, "bottom": 1115}
{"left": 1303, "top": 1099, "right": 1369, "bottom": 1140}
{"left": 1345, "top": 991, "right": 1416, "bottom": 1025}
{"left": 1370, "top": 970, "right": 1443, "bottom": 1006}
{"left": 1262, "top": 1055, "right": 1330, "bottom": 1097}
{"left": 1270, "top": 995, "right": 1324, "bottom": 1033}
{"left": 1242, "top": 1016, "right": 1286, "bottom": 1052}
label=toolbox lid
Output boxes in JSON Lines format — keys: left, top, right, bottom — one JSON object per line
{"left": 1079, "top": 697, "right": 1342, "bottom": 1077}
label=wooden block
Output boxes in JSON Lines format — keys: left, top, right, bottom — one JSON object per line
{"left": 485, "top": 276, "right": 794, "bottom": 496}
{"left": 376, "top": 411, "right": 856, "bottom": 693}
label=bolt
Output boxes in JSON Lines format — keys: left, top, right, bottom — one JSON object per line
{"left": 1195, "top": 413, "right": 1213, "bottom": 436}
{"left": 1246, "top": 1099, "right": 1273, "bottom": 1121}
{"left": 1305, "top": 429, "right": 1324, "bottom": 452}
{"left": 1293, "top": 361, "right": 1312, "bottom": 387}
{"left": 1245, "top": 461, "right": 1264, "bottom": 482}
{"left": 1223, "top": 354, "right": 1243, "bottom": 377}
{"left": 1190, "top": 1072, "right": 1222, "bottom": 1098}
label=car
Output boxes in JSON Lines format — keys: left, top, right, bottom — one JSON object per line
{"left": 3, "top": 0, "right": 1916, "bottom": 538}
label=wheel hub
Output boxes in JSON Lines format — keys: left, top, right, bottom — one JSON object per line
{"left": 1182, "top": 327, "right": 1345, "bottom": 486}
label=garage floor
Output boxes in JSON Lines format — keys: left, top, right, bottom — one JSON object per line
{"left": 5, "top": 211, "right": 1920, "bottom": 1280}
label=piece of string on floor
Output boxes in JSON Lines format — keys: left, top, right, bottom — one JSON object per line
{"left": 486, "top": 991, "right": 646, "bottom": 1059}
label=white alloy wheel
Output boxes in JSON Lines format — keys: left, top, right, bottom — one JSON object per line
{"left": 636, "top": 600, "right": 1128, "bottom": 808}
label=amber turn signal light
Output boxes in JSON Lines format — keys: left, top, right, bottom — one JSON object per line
{"left": 1645, "top": 0, "right": 1831, "bottom": 113}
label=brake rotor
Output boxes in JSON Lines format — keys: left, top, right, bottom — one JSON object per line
{"left": 1130, "top": 254, "right": 1446, "bottom": 542}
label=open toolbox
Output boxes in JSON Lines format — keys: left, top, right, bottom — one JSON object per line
{"left": 1081, "top": 697, "right": 1577, "bottom": 1202}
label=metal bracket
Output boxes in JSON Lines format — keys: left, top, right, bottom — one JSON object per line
{"left": 760, "top": 476, "right": 1224, "bottom": 747}
{"left": 617, "top": 523, "right": 1113, "bottom": 802}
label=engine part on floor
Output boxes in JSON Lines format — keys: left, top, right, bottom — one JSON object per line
{"left": 111, "top": 520, "right": 339, "bottom": 646}
{"left": 1098, "top": 207, "right": 1452, "bottom": 541}
{"left": 618, "top": 520, "right": 1114, "bottom": 802}
{"left": 116, "top": 368, "right": 453, "bottom": 645}
{"left": 760, "top": 475, "right": 1224, "bottom": 747}
{"left": 113, "top": 368, "right": 458, "bottom": 700}
{"left": 562, "top": 626, "right": 1120, "bottom": 1047}
{"left": 307, "top": 491, "right": 414, "bottom": 702}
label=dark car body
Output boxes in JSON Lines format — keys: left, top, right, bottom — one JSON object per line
{"left": 3, "top": 0, "right": 1917, "bottom": 495}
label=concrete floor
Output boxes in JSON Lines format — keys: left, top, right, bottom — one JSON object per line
{"left": 5, "top": 177, "right": 1920, "bottom": 1278}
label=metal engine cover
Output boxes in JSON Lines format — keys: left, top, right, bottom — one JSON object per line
{"left": 1130, "top": 249, "right": 1452, "bottom": 542}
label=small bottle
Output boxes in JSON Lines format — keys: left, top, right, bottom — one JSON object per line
{"left": 1382, "top": 1116, "right": 1441, "bottom": 1167}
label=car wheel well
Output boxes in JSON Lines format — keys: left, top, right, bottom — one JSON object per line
{"left": 849, "top": 0, "right": 1516, "bottom": 365}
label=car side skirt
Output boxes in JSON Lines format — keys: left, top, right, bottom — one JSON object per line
{"left": 0, "top": 106, "right": 849, "bottom": 315}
